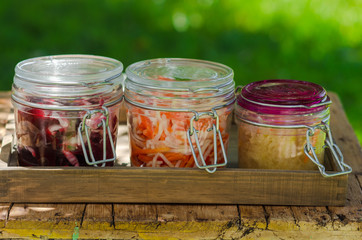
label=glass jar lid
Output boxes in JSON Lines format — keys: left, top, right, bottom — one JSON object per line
{"left": 125, "top": 58, "right": 235, "bottom": 111}
{"left": 237, "top": 79, "right": 331, "bottom": 115}
{"left": 12, "top": 54, "right": 124, "bottom": 110}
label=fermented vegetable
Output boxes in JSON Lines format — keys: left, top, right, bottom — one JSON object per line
{"left": 127, "top": 104, "right": 231, "bottom": 167}
{"left": 12, "top": 54, "right": 123, "bottom": 166}
{"left": 15, "top": 102, "right": 119, "bottom": 166}
{"left": 235, "top": 79, "right": 330, "bottom": 170}
{"left": 125, "top": 58, "right": 235, "bottom": 170}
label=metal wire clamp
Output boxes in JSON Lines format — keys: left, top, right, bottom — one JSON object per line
{"left": 186, "top": 109, "right": 228, "bottom": 173}
{"left": 78, "top": 106, "right": 116, "bottom": 167}
{"left": 304, "top": 122, "right": 352, "bottom": 177}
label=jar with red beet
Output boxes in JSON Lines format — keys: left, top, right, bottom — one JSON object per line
{"left": 11, "top": 55, "right": 124, "bottom": 167}
{"left": 235, "top": 79, "right": 351, "bottom": 177}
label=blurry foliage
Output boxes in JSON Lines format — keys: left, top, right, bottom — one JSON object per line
{"left": 0, "top": 0, "right": 361, "bottom": 142}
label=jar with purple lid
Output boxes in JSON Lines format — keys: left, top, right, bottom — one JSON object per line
{"left": 235, "top": 79, "right": 351, "bottom": 177}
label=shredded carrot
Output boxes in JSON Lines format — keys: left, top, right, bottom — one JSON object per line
{"left": 163, "top": 152, "right": 188, "bottom": 162}
{"left": 137, "top": 154, "right": 154, "bottom": 163}
{"left": 185, "top": 156, "right": 195, "bottom": 168}
{"left": 128, "top": 103, "right": 232, "bottom": 168}
{"left": 179, "top": 157, "right": 188, "bottom": 168}
{"left": 131, "top": 140, "right": 170, "bottom": 155}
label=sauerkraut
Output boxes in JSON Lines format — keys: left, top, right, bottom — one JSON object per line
{"left": 235, "top": 79, "right": 331, "bottom": 171}
{"left": 237, "top": 121, "right": 326, "bottom": 170}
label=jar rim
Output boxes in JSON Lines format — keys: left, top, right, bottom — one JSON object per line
{"left": 125, "top": 58, "right": 233, "bottom": 91}
{"left": 236, "top": 79, "right": 331, "bottom": 115}
{"left": 15, "top": 54, "right": 123, "bottom": 84}
{"left": 124, "top": 58, "right": 235, "bottom": 111}
{"left": 12, "top": 54, "right": 124, "bottom": 110}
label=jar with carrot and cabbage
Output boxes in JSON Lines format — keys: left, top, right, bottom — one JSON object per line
{"left": 124, "top": 58, "right": 235, "bottom": 173}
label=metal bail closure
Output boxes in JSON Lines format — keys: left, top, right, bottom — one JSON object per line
{"left": 78, "top": 106, "right": 116, "bottom": 167}
{"left": 304, "top": 122, "right": 352, "bottom": 177}
{"left": 186, "top": 109, "right": 228, "bottom": 173}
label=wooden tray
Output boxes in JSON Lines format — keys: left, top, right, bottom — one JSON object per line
{"left": 0, "top": 117, "right": 349, "bottom": 207}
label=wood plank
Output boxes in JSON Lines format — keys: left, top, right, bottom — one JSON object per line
{"left": 327, "top": 174, "right": 362, "bottom": 231}
{"left": 254, "top": 230, "right": 362, "bottom": 239}
{"left": 235, "top": 205, "right": 268, "bottom": 239}
{"left": 81, "top": 204, "right": 113, "bottom": 231}
{"left": 113, "top": 204, "right": 157, "bottom": 239}
{"left": 114, "top": 203, "right": 157, "bottom": 223}
{"left": 0, "top": 92, "right": 12, "bottom": 141}
{"left": 278, "top": 204, "right": 362, "bottom": 239}
{"left": 118, "top": 101, "right": 127, "bottom": 123}
{"left": 262, "top": 206, "right": 360, "bottom": 239}
{"left": 115, "top": 125, "right": 130, "bottom": 166}
{"left": 0, "top": 167, "right": 348, "bottom": 206}
{"left": 238, "top": 205, "right": 267, "bottom": 230}
{"left": 2, "top": 203, "right": 84, "bottom": 239}
{"left": 286, "top": 172, "right": 361, "bottom": 234}
{"left": 0, "top": 172, "right": 8, "bottom": 201}
{"left": 1, "top": 203, "right": 361, "bottom": 239}
{"left": 79, "top": 204, "right": 146, "bottom": 239}
{"left": 0, "top": 135, "right": 12, "bottom": 166}
{"left": 0, "top": 106, "right": 11, "bottom": 166}
{"left": 155, "top": 204, "right": 238, "bottom": 223}
{"left": 264, "top": 206, "right": 300, "bottom": 231}
{"left": 0, "top": 91, "right": 11, "bottom": 99}
{"left": 108, "top": 204, "right": 361, "bottom": 239}
{"left": 291, "top": 206, "right": 333, "bottom": 231}
{"left": 357, "top": 174, "right": 362, "bottom": 193}
{"left": 123, "top": 204, "right": 241, "bottom": 239}
{"left": 0, "top": 114, "right": 14, "bottom": 165}
{"left": 0, "top": 203, "right": 10, "bottom": 228}
{"left": 329, "top": 92, "right": 362, "bottom": 173}
{"left": 344, "top": 175, "right": 361, "bottom": 207}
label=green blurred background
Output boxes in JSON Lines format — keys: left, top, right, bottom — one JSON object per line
{"left": 1, "top": 0, "right": 361, "bottom": 143}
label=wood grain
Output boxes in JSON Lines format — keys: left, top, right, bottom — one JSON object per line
{"left": 3, "top": 203, "right": 84, "bottom": 239}
{"left": 291, "top": 206, "right": 333, "bottom": 231}
{"left": 264, "top": 206, "right": 300, "bottom": 231}
{"left": 327, "top": 175, "right": 362, "bottom": 231}
{"left": 0, "top": 203, "right": 10, "bottom": 228}
{"left": 0, "top": 166, "right": 348, "bottom": 206}
{"left": 118, "top": 101, "right": 127, "bottom": 123}
{"left": 114, "top": 204, "right": 157, "bottom": 223}
{"left": 329, "top": 93, "right": 362, "bottom": 173}
{"left": 81, "top": 204, "right": 113, "bottom": 231}
{"left": 239, "top": 205, "right": 266, "bottom": 223}
{"left": 156, "top": 204, "right": 239, "bottom": 222}
{"left": 0, "top": 94, "right": 11, "bottom": 166}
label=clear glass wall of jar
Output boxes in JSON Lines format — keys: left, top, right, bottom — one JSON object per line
{"left": 12, "top": 55, "right": 124, "bottom": 167}
{"left": 124, "top": 58, "right": 235, "bottom": 173}
{"left": 235, "top": 79, "right": 331, "bottom": 171}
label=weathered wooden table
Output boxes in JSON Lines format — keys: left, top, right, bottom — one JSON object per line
{"left": 0, "top": 91, "right": 361, "bottom": 239}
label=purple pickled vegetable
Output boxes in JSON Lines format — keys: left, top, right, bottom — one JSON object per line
{"left": 15, "top": 103, "right": 118, "bottom": 167}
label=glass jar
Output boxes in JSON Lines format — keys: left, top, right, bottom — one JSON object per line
{"left": 12, "top": 54, "right": 124, "bottom": 167}
{"left": 235, "top": 79, "right": 352, "bottom": 176}
{"left": 124, "top": 58, "right": 235, "bottom": 173}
